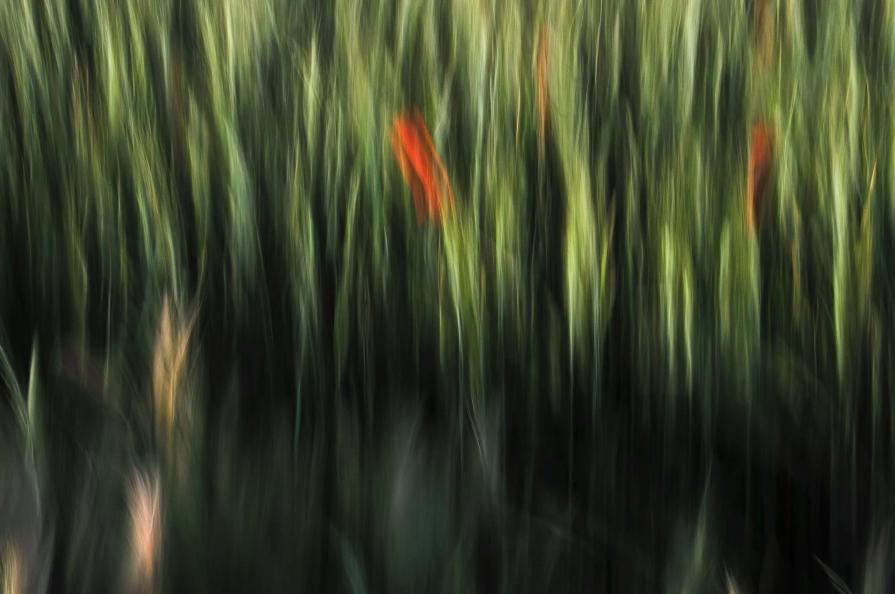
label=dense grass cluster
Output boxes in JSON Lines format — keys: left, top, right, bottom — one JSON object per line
{"left": 1, "top": 0, "right": 895, "bottom": 591}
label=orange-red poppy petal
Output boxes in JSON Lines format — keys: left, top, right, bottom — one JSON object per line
{"left": 391, "top": 110, "right": 454, "bottom": 223}
{"left": 748, "top": 122, "right": 773, "bottom": 233}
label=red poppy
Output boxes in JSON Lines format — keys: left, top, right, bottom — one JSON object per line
{"left": 748, "top": 122, "right": 773, "bottom": 233}
{"left": 391, "top": 110, "right": 454, "bottom": 223}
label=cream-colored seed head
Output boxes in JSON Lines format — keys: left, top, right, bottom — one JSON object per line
{"left": 129, "top": 470, "right": 161, "bottom": 589}
{"left": 152, "top": 296, "right": 195, "bottom": 450}
{"left": 2, "top": 543, "right": 21, "bottom": 594}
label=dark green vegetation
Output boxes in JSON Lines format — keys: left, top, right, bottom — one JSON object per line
{"left": 2, "top": 0, "right": 895, "bottom": 592}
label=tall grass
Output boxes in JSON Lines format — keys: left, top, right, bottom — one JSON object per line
{"left": 1, "top": 0, "right": 894, "bottom": 591}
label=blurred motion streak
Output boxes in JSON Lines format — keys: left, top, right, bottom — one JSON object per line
{"left": 537, "top": 24, "right": 550, "bottom": 144}
{"left": 2, "top": 544, "right": 21, "bottom": 594}
{"left": 391, "top": 110, "right": 455, "bottom": 223}
{"left": 747, "top": 122, "right": 773, "bottom": 233}
{"left": 127, "top": 470, "right": 161, "bottom": 592}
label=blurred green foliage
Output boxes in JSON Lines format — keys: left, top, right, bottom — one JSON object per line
{"left": 1, "top": 0, "right": 895, "bottom": 592}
